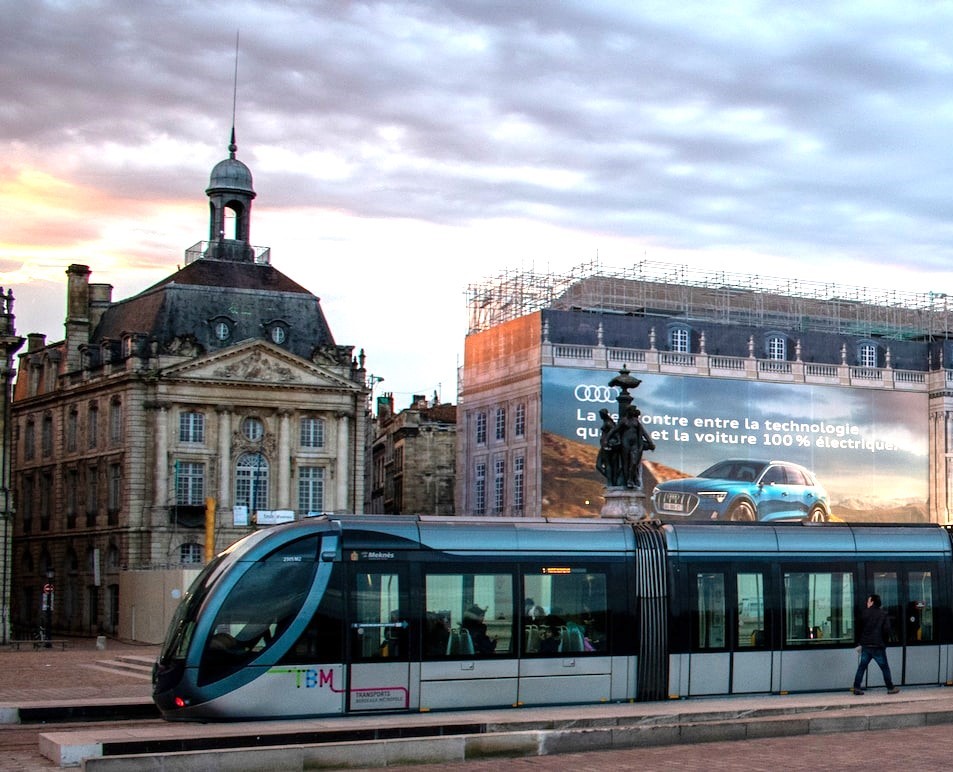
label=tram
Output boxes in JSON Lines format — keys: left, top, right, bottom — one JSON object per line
{"left": 152, "top": 515, "right": 953, "bottom": 720}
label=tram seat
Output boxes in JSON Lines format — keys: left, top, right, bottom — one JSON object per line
{"left": 563, "top": 625, "right": 585, "bottom": 653}
{"left": 447, "top": 628, "right": 475, "bottom": 656}
{"left": 525, "top": 625, "right": 541, "bottom": 652}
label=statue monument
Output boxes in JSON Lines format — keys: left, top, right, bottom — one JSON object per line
{"left": 596, "top": 366, "right": 656, "bottom": 518}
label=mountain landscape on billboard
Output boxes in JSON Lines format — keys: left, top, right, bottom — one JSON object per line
{"left": 831, "top": 498, "right": 928, "bottom": 523}
{"left": 540, "top": 431, "right": 687, "bottom": 517}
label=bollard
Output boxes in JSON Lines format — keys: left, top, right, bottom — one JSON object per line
{"left": 96, "top": 635, "right": 106, "bottom": 650}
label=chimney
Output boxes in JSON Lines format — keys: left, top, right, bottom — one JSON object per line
{"left": 377, "top": 392, "right": 394, "bottom": 420}
{"left": 65, "top": 264, "right": 91, "bottom": 371}
{"left": 88, "top": 283, "right": 113, "bottom": 332}
{"left": 27, "top": 333, "right": 46, "bottom": 352}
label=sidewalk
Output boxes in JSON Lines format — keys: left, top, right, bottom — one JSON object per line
{"left": 0, "top": 636, "right": 158, "bottom": 705}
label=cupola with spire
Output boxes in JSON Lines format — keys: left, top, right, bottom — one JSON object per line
{"left": 205, "top": 128, "right": 256, "bottom": 262}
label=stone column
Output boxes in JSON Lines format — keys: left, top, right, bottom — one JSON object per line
{"left": 277, "top": 410, "right": 292, "bottom": 510}
{"left": 336, "top": 413, "right": 350, "bottom": 513}
{"left": 154, "top": 404, "right": 169, "bottom": 507}
{"left": 216, "top": 406, "right": 231, "bottom": 510}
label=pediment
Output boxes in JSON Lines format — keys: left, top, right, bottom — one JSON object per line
{"left": 161, "top": 341, "right": 359, "bottom": 390}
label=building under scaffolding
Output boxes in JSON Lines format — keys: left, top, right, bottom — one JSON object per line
{"left": 467, "top": 260, "right": 952, "bottom": 341}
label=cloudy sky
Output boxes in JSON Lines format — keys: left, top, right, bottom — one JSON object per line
{"left": 4, "top": 1, "right": 953, "bottom": 407}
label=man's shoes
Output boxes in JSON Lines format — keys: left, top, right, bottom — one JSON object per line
{"left": 851, "top": 688, "right": 864, "bottom": 695}
{"left": 887, "top": 687, "right": 900, "bottom": 694}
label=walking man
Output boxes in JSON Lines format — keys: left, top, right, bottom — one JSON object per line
{"left": 852, "top": 594, "right": 900, "bottom": 695}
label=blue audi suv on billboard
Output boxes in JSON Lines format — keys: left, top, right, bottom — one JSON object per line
{"left": 650, "top": 459, "right": 830, "bottom": 522}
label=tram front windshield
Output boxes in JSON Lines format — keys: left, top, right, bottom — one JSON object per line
{"left": 198, "top": 535, "right": 321, "bottom": 684}
{"left": 157, "top": 528, "right": 282, "bottom": 667}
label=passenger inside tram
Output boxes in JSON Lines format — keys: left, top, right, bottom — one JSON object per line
{"left": 425, "top": 610, "right": 452, "bottom": 656}
{"left": 461, "top": 605, "right": 498, "bottom": 654}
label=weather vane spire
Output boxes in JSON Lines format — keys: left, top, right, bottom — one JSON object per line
{"left": 229, "top": 30, "right": 240, "bottom": 158}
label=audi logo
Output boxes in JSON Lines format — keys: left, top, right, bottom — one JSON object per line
{"left": 574, "top": 385, "right": 619, "bottom": 403}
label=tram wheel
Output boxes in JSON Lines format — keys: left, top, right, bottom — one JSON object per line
{"left": 728, "top": 501, "right": 756, "bottom": 521}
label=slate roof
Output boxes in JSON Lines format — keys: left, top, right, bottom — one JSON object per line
{"left": 92, "top": 258, "right": 335, "bottom": 359}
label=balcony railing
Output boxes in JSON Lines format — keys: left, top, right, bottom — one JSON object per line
{"left": 184, "top": 240, "right": 271, "bottom": 265}
{"left": 546, "top": 344, "right": 934, "bottom": 391}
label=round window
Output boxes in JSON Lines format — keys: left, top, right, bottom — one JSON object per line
{"left": 215, "top": 321, "right": 230, "bottom": 341}
{"left": 270, "top": 326, "right": 286, "bottom": 344}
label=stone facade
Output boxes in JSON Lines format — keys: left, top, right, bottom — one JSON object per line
{"left": 10, "top": 138, "right": 369, "bottom": 638}
{"left": 0, "top": 290, "right": 24, "bottom": 643}
{"left": 369, "top": 393, "right": 456, "bottom": 515}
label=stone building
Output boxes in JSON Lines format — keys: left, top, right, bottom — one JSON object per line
{"left": 0, "top": 290, "right": 23, "bottom": 643}
{"left": 10, "top": 135, "right": 369, "bottom": 639}
{"left": 458, "top": 262, "right": 953, "bottom": 523}
{"left": 369, "top": 393, "right": 456, "bottom": 515}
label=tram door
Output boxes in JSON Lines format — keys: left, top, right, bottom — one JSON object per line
{"left": 686, "top": 566, "right": 772, "bottom": 696}
{"left": 345, "top": 564, "right": 412, "bottom": 713}
{"left": 864, "top": 565, "right": 941, "bottom": 686}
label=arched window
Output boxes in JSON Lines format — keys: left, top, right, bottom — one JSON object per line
{"left": 180, "top": 543, "right": 203, "bottom": 564}
{"left": 766, "top": 334, "right": 787, "bottom": 361}
{"left": 235, "top": 452, "right": 269, "bottom": 512}
{"left": 858, "top": 342, "right": 879, "bottom": 368}
{"left": 669, "top": 326, "right": 691, "bottom": 353}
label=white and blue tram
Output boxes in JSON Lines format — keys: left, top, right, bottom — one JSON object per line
{"left": 152, "top": 515, "right": 953, "bottom": 720}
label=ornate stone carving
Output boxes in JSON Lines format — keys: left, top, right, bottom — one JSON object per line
{"left": 213, "top": 351, "right": 300, "bottom": 382}
{"left": 164, "top": 335, "right": 201, "bottom": 357}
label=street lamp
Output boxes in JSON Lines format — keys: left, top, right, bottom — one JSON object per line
{"left": 43, "top": 567, "right": 54, "bottom": 648}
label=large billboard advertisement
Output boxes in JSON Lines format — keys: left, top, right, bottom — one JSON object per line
{"left": 541, "top": 367, "right": 928, "bottom": 522}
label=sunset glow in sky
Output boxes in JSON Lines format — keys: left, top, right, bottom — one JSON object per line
{"left": 5, "top": 1, "right": 953, "bottom": 404}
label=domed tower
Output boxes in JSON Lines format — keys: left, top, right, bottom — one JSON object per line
{"left": 205, "top": 128, "right": 256, "bottom": 262}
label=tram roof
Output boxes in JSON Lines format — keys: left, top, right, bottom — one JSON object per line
{"left": 334, "top": 515, "right": 636, "bottom": 554}
{"left": 662, "top": 521, "right": 953, "bottom": 556}
{"left": 247, "top": 517, "right": 952, "bottom": 561}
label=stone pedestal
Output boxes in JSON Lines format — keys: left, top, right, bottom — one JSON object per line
{"left": 601, "top": 487, "right": 648, "bottom": 519}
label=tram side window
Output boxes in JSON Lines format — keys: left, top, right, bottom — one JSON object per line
{"left": 693, "top": 572, "right": 726, "bottom": 650}
{"left": 783, "top": 570, "right": 853, "bottom": 645}
{"left": 199, "top": 536, "right": 319, "bottom": 685}
{"left": 737, "top": 572, "right": 766, "bottom": 648}
{"left": 523, "top": 568, "right": 608, "bottom": 654}
{"left": 424, "top": 571, "right": 513, "bottom": 657}
{"left": 906, "top": 571, "right": 934, "bottom": 643}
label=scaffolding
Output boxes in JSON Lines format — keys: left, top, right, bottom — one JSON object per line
{"left": 466, "top": 259, "right": 952, "bottom": 341}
